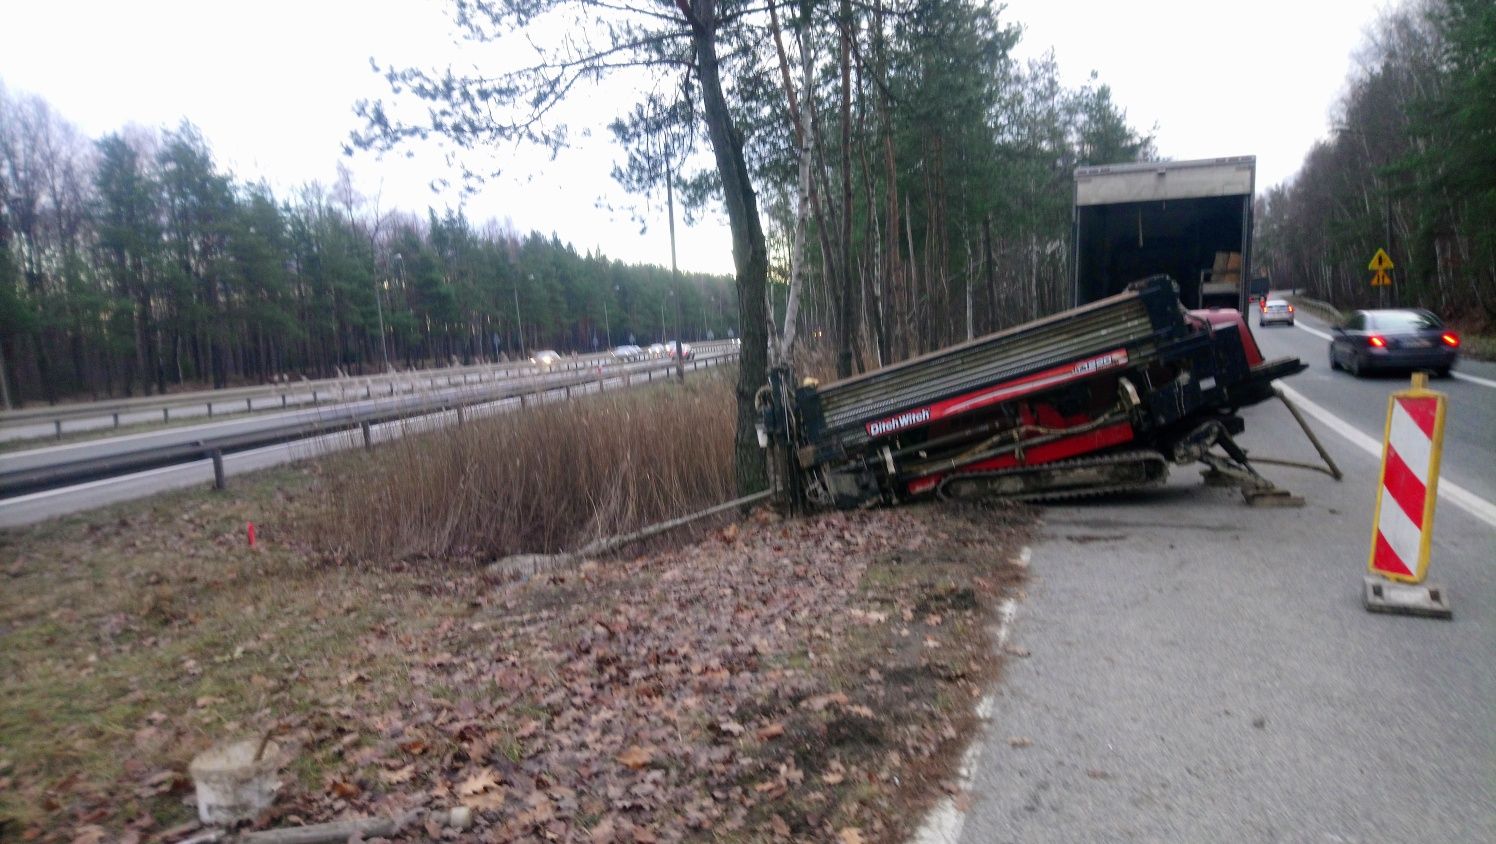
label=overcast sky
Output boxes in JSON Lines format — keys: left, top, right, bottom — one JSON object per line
{"left": 2, "top": 0, "right": 1390, "bottom": 275}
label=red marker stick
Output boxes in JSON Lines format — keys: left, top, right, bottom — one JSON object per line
{"left": 247, "top": 522, "right": 257, "bottom": 548}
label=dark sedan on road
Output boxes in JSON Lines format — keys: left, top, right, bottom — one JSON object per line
{"left": 1328, "top": 309, "right": 1460, "bottom": 377}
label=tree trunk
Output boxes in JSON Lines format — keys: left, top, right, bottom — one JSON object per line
{"left": 835, "top": 0, "right": 857, "bottom": 378}
{"left": 685, "top": 0, "right": 768, "bottom": 493}
{"left": 771, "top": 16, "right": 815, "bottom": 366}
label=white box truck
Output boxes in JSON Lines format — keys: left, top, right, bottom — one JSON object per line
{"left": 1072, "top": 156, "right": 1256, "bottom": 311}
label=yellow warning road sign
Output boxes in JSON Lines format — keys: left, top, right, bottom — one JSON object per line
{"left": 1370, "top": 269, "right": 1392, "bottom": 287}
{"left": 1368, "top": 248, "right": 1395, "bottom": 271}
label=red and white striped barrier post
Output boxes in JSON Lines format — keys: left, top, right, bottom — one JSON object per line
{"left": 1363, "top": 372, "right": 1452, "bottom": 618}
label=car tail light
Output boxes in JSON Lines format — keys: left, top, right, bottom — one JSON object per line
{"left": 1368, "top": 335, "right": 1387, "bottom": 348}
{"left": 1441, "top": 332, "right": 1460, "bottom": 348}
{"left": 1287, "top": 305, "right": 1294, "bottom": 313}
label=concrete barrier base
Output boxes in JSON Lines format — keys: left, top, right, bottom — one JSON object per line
{"left": 1363, "top": 574, "right": 1453, "bottom": 620}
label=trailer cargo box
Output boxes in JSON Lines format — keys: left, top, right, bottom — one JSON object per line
{"left": 1073, "top": 156, "right": 1255, "bottom": 311}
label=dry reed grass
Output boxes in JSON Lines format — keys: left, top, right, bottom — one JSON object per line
{"left": 315, "top": 373, "right": 739, "bottom": 564}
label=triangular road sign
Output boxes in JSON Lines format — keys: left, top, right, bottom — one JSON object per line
{"left": 1368, "top": 248, "right": 1395, "bottom": 271}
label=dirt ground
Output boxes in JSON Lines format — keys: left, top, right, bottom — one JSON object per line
{"left": 0, "top": 466, "right": 1031, "bottom": 843}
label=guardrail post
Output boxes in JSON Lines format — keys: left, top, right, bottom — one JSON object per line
{"left": 211, "top": 449, "right": 226, "bottom": 491}
{"left": 163, "top": 408, "right": 170, "bottom": 422}
{"left": 208, "top": 402, "right": 214, "bottom": 418}
{"left": 457, "top": 406, "right": 465, "bottom": 426}
{"left": 312, "top": 390, "right": 318, "bottom": 404}
{"left": 54, "top": 419, "right": 63, "bottom": 439}
{"left": 282, "top": 394, "right": 288, "bottom": 408}
{"left": 112, "top": 412, "right": 120, "bottom": 429}
{"left": 565, "top": 384, "right": 571, "bottom": 399}
{"left": 246, "top": 398, "right": 253, "bottom": 412}
{"left": 361, "top": 420, "right": 372, "bottom": 449}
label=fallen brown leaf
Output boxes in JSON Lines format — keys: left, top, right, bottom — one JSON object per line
{"left": 461, "top": 786, "right": 507, "bottom": 810}
{"left": 457, "top": 769, "right": 499, "bottom": 796}
{"left": 804, "top": 692, "right": 850, "bottom": 712}
{"left": 69, "top": 826, "right": 107, "bottom": 844}
{"left": 380, "top": 764, "right": 415, "bottom": 785}
{"left": 616, "top": 745, "right": 653, "bottom": 770}
{"left": 756, "top": 722, "right": 785, "bottom": 741}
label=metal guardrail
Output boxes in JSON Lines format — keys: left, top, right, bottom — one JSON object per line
{"left": 0, "top": 341, "right": 739, "bottom": 436}
{"left": 0, "top": 351, "right": 739, "bottom": 497}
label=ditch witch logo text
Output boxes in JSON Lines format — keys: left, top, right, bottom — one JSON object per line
{"left": 866, "top": 407, "right": 931, "bottom": 438}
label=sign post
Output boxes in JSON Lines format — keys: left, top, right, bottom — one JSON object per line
{"left": 1368, "top": 248, "right": 1394, "bottom": 307}
{"left": 1363, "top": 372, "right": 1452, "bottom": 619}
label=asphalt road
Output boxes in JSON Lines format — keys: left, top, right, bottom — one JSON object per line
{"left": 941, "top": 316, "right": 1495, "bottom": 843}
{"left": 1258, "top": 310, "right": 1496, "bottom": 503}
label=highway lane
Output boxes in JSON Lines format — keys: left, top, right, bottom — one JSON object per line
{"left": 0, "top": 353, "right": 735, "bottom": 526}
{"left": 0, "top": 389, "right": 328, "bottom": 443}
{"left": 0, "top": 351, "right": 729, "bottom": 494}
{"left": 937, "top": 325, "right": 1495, "bottom": 843}
{"left": 1252, "top": 309, "right": 1496, "bottom": 503}
{"left": 0, "top": 345, "right": 732, "bottom": 444}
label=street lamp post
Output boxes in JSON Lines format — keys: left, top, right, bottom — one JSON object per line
{"left": 378, "top": 254, "right": 398, "bottom": 372}
{"left": 602, "top": 296, "right": 612, "bottom": 349}
{"left": 515, "top": 275, "right": 528, "bottom": 358}
{"left": 665, "top": 146, "right": 684, "bottom": 382}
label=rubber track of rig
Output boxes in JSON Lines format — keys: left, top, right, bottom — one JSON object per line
{"left": 936, "top": 449, "right": 1170, "bottom": 503}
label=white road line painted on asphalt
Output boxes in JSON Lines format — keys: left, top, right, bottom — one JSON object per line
{"left": 1277, "top": 383, "right": 1496, "bottom": 529}
{"left": 1293, "top": 322, "right": 1496, "bottom": 388}
{"left": 1451, "top": 371, "right": 1496, "bottom": 388}
{"left": 913, "top": 588, "right": 1022, "bottom": 844}
{"left": 1295, "top": 323, "right": 1333, "bottom": 342}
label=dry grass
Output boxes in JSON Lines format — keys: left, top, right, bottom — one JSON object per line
{"left": 0, "top": 468, "right": 442, "bottom": 832}
{"left": 0, "top": 374, "right": 1037, "bottom": 843}
{"left": 1444, "top": 315, "right": 1496, "bottom": 362}
{"left": 314, "top": 373, "right": 739, "bottom": 565}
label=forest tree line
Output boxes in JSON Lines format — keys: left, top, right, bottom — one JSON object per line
{"left": 0, "top": 95, "right": 737, "bottom": 406}
{"left": 355, "top": 0, "right": 1158, "bottom": 387}
{"left": 746, "top": 0, "right": 1159, "bottom": 374}
{"left": 1256, "top": 0, "right": 1494, "bottom": 326}
{"left": 3, "top": 0, "right": 1165, "bottom": 409}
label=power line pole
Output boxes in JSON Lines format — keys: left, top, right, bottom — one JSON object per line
{"left": 514, "top": 279, "right": 526, "bottom": 358}
{"left": 0, "top": 342, "right": 12, "bottom": 409}
{"left": 666, "top": 138, "right": 684, "bottom": 383}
